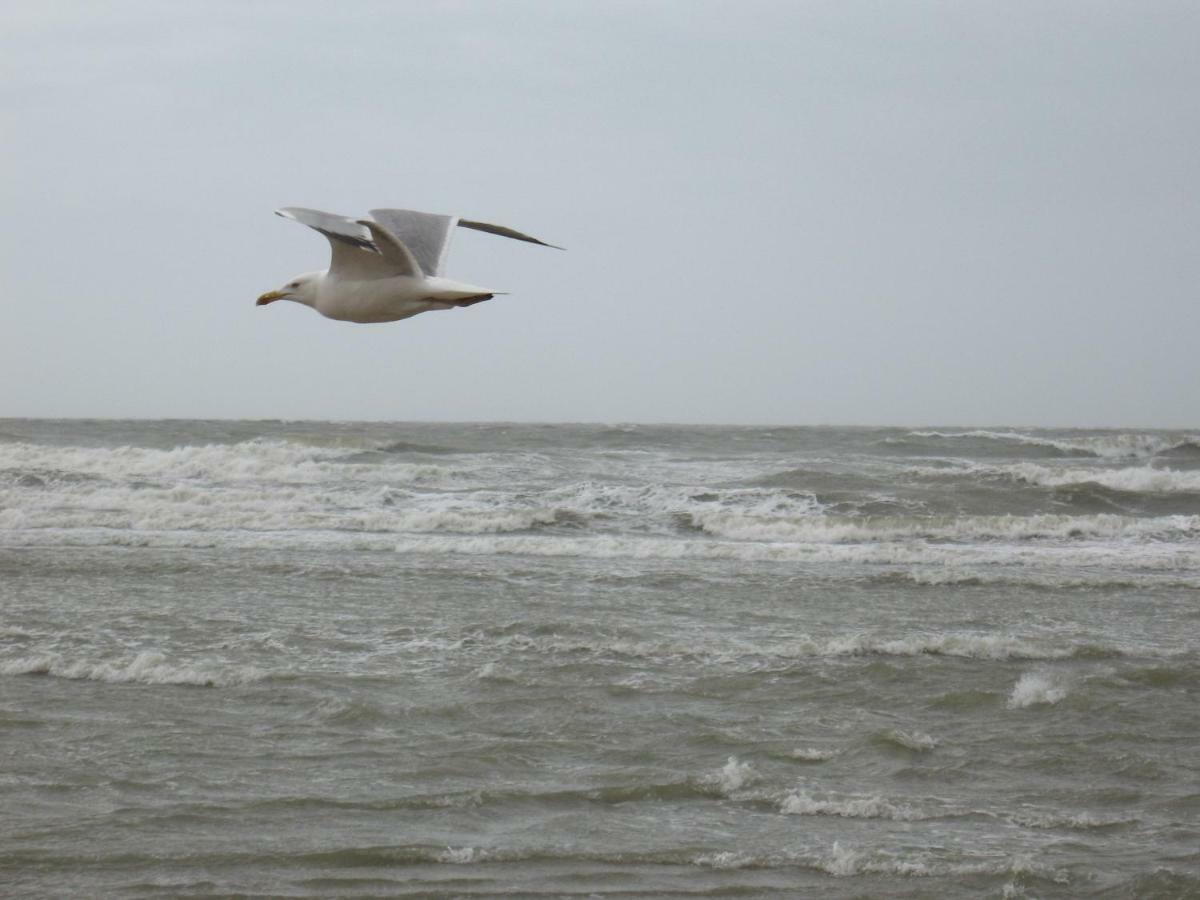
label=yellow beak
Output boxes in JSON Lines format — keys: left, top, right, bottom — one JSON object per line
{"left": 256, "top": 290, "right": 287, "bottom": 306}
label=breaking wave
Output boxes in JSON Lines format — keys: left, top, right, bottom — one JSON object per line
{"left": 1004, "top": 463, "right": 1200, "bottom": 494}
{"left": 810, "top": 841, "right": 1067, "bottom": 881}
{"left": 704, "top": 757, "right": 759, "bottom": 795}
{"left": 382, "top": 627, "right": 1142, "bottom": 669}
{"left": 0, "top": 439, "right": 372, "bottom": 485}
{"left": 689, "top": 511, "right": 1200, "bottom": 543}
{"left": 1006, "top": 808, "right": 1136, "bottom": 830}
{"left": 791, "top": 747, "right": 838, "bottom": 762}
{"left": 877, "top": 728, "right": 939, "bottom": 752}
{"left": 0, "top": 651, "right": 265, "bottom": 687}
{"left": 906, "top": 430, "right": 1200, "bottom": 460}
{"left": 781, "top": 790, "right": 927, "bottom": 820}
{"left": 1007, "top": 670, "right": 1070, "bottom": 708}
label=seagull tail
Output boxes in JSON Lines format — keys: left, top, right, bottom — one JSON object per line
{"left": 453, "top": 293, "right": 496, "bottom": 308}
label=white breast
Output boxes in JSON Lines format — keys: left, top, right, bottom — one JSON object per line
{"left": 316, "top": 275, "right": 436, "bottom": 323}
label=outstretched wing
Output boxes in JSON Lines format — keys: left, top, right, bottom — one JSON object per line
{"left": 275, "top": 207, "right": 414, "bottom": 280}
{"left": 371, "top": 208, "right": 564, "bottom": 276}
{"left": 369, "top": 209, "right": 458, "bottom": 278}
{"left": 457, "top": 218, "right": 564, "bottom": 251}
{"left": 356, "top": 219, "right": 424, "bottom": 278}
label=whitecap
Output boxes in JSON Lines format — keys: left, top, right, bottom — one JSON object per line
{"left": 790, "top": 747, "right": 837, "bottom": 761}
{"left": 437, "top": 846, "right": 481, "bottom": 864}
{"left": 1007, "top": 671, "right": 1069, "bottom": 708}
{"left": 811, "top": 843, "right": 1068, "bottom": 881}
{"left": 907, "top": 429, "right": 1200, "bottom": 460}
{"left": 0, "top": 651, "right": 265, "bottom": 687}
{"left": 473, "top": 661, "right": 501, "bottom": 680}
{"left": 693, "top": 850, "right": 754, "bottom": 869}
{"left": 818, "top": 841, "right": 865, "bottom": 877}
{"left": 880, "top": 729, "right": 938, "bottom": 752}
{"left": 708, "top": 756, "right": 757, "bottom": 795}
{"left": 694, "top": 511, "right": 1200, "bottom": 544}
{"left": 1007, "top": 807, "right": 1134, "bottom": 829}
{"left": 781, "top": 790, "right": 924, "bottom": 820}
{"left": 826, "top": 632, "right": 1064, "bottom": 661}
{"left": 1005, "top": 462, "right": 1200, "bottom": 494}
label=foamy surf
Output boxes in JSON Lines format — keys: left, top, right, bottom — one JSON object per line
{"left": 791, "top": 747, "right": 838, "bottom": 762}
{"left": 781, "top": 790, "right": 928, "bottom": 820}
{"left": 906, "top": 429, "right": 1200, "bottom": 459}
{"left": 1007, "top": 671, "right": 1070, "bottom": 708}
{"left": 3, "top": 419, "right": 1195, "bottom": 898}
{"left": 0, "top": 651, "right": 265, "bottom": 687}
{"left": 705, "top": 757, "right": 759, "bottom": 795}
{"left": 878, "top": 729, "right": 939, "bottom": 752}
{"left": 1004, "top": 462, "right": 1200, "bottom": 494}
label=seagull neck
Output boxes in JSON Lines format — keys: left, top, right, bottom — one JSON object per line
{"left": 294, "top": 272, "right": 326, "bottom": 308}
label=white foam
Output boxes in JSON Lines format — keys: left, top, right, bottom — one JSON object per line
{"left": 1, "top": 455, "right": 824, "bottom": 540}
{"left": 0, "top": 439, "right": 364, "bottom": 484}
{"left": 693, "top": 851, "right": 754, "bottom": 869}
{"left": 0, "top": 651, "right": 264, "bottom": 687}
{"left": 790, "top": 747, "right": 837, "bottom": 761}
{"left": 386, "top": 506, "right": 558, "bottom": 534}
{"left": 0, "top": 481, "right": 561, "bottom": 537}
{"left": 903, "top": 567, "right": 987, "bottom": 585}
{"left": 819, "top": 842, "right": 866, "bottom": 877}
{"left": 827, "top": 632, "right": 1063, "bottom": 661}
{"left": 709, "top": 756, "right": 757, "bottom": 795}
{"left": 476, "top": 628, "right": 1091, "bottom": 665}
{"left": 781, "top": 790, "right": 924, "bottom": 820}
{"left": 1005, "top": 462, "right": 1200, "bottom": 494}
{"left": 812, "top": 843, "right": 1068, "bottom": 881}
{"left": 474, "top": 661, "right": 501, "bottom": 680}
{"left": 909, "top": 430, "right": 1200, "bottom": 459}
{"left": 1007, "top": 671, "right": 1069, "bottom": 708}
{"left": 1008, "top": 808, "right": 1134, "bottom": 829}
{"left": 692, "top": 509, "right": 1200, "bottom": 543}
{"left": 6, "top": 432, "right": 1200, "bottom": 573}
{"left": 902, "top": 567, "right": 1200, "bottom": 589}
{"left": 437, "top": 846, "right": 481, "bottom": 864}
{"left": 882, "top": 729, "right": 939, "bottom": 751}
{"left": 389, "top": 531, "right": 1200, "bottom": 571}
{"left": 544, "top": 481, "right": 823, "bottom": 532}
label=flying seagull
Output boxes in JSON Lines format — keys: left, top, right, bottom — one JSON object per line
{"left": 257, "top": 207, "right": 561, "bottom": 324}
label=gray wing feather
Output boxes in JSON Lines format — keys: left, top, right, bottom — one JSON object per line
{"left": 457, "top": 219, "right": 564, "bottom": 250}
{"left": 357, "top": 219, "right": 423, "bottom": 278}
{"left": 277, "top": 207, "right": 372, "bottom": 249}
{"left": 369, "top": 209, "right": 458, "bottom": 277}
{"left": 276, "top": 207, "right": 401, "bottom": 280}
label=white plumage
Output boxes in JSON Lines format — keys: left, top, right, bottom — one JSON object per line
{"left": 257, "top": 207, "right": 560, "bottom": 324}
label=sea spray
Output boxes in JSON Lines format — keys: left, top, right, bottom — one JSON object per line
{"left": 1007, "top": 671, "right": 1069, "bottom": 708}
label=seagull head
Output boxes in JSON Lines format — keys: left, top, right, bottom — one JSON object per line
{"left": 256, "top": 272, "right": 321, "bottom": 309}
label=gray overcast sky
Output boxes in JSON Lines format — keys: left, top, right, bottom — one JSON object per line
{"left": 2, "top": 1, "right": 1197, "bottom": 426}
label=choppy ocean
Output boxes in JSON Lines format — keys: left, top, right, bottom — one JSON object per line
{"left": 1, "top": 419, "right": 1198, "bottom": 897}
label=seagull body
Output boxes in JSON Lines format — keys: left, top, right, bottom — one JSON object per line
{"left": 257, "top": 207, "right": 560, "bottom": 324}
{"left": 288, "top": 272, "right": 496, "bottom": 324}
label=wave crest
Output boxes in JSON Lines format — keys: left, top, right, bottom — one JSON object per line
{"left": 0, "top": 651, "right": 265, "bottom": 687}
{"left": 781, "top": 790, "right": 925, "bottom": 820}
{"left": 1004, "top": 463, "right": 1200, "bottom": 495}
{"left": 906, "top": 430, "right": 1200, "bottom": 460}
{"left": 1007, "top": 671, "right": 1069, "bottom": 708}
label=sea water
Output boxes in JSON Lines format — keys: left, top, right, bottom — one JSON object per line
{"left": 1, "top": 420, "right": 1197, "bottom": 897}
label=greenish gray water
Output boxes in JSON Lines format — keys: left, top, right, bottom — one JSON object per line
{"left": 1, "top": 420, "right": 1198, "bottom": 897}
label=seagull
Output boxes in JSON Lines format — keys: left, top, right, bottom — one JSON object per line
{"left": 256, "top": 207, "right": 561, "bottom": 324}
